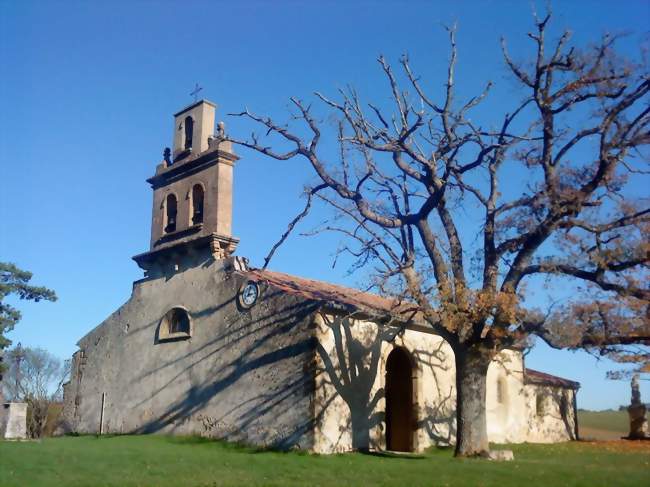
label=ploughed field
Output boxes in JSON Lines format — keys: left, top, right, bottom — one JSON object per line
{"left": 1, "top": 435, "right": 649, "bottom": 487}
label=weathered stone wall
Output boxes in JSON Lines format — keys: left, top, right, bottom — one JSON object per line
{"left": 0, "top": 404, "right": 6, "bottom": 438}
{"left": 486, "top": 349, "right": 528, "bottom": 443}
{"left": 2, "top": 403, "right": 27, "bottom": 440}
{"left": 313, "top": 324, "right": 578, "bottom": 452}
{"left": 487, "top": 351, "right": 578, "bottom": 443}
{"left": 522, "top": 385, "right": 577, "bottom": 443}
{"left": 61, "top": 258, "right": 318, "bottom": 450}
{"left": 312, "top": 314, "right": 456, "bottom": 453}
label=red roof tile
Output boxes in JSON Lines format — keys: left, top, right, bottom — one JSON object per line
{"left": 245, "top": 270, "right": 579, "bottom": 391}
{"left": 244, "top": 268, "right": 417, "bottom": 320}
{"left": 525, "top": 368, "right": 580, "bottom": 389}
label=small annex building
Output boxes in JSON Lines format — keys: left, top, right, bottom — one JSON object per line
{"left": 61, "top": 100, "right": 580, "bottom": 453}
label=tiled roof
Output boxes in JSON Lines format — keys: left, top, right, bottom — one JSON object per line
{"left": 245, "top": 268, "right": 418, "bottom": 320}
{"left": 245, "top": 269, "right": 580, "bottom": 391}
{"left": 525, "top": 368, "right": 580, "bottom": 389}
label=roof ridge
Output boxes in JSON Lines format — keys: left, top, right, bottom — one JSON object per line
{"left": 525, "top": 368, "right": 580, "bottom": 388}
{"left": 244, "top": 268, "right": 414, "bottom": 319}
{"left": 252, "top": 268, "right": 387, "bottom": 298}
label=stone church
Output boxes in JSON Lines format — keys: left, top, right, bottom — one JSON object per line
{"left": 61, "top": 99, "right": 580, "bottom": 452}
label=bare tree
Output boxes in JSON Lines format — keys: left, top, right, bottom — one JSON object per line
{"left": 3, "top": 345, "right": 70, "bottom": 438}
{"left": 228, "top": 13, "right": 649, "bottom": 456}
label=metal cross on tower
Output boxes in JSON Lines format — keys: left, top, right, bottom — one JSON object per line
{"left": 190, "top": 83, "right": 203, "bottom": 102}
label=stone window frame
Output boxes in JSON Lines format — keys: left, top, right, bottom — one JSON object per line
{"left": 157, "top": 306, "right": 193, "bottom": 342}
{"left": 496, "top": 376, "right": 507, "bottom": 405}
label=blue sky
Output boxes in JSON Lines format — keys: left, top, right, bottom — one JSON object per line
{"left": 1, "top": 0, "right": 648, "bottom": 409}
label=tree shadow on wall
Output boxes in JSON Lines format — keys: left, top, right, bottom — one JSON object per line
{"left": 130, "top": 290, "right": 322, "bottom": 450}
{"left": 314, "top": 314, "right": 387, "bottom": 451}
{"left": 413, "top": 342, "right": 456, "bottom": 446}
{"left": 314, "top": 315, "right": 453, "bottom": 453}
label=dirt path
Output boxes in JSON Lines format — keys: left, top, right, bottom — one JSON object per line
{"left": 578, "top": 437, "right": 650, "bottom": 452}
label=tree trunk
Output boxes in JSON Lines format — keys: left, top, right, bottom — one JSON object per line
{"left": 454, "top": 346, "right": 492, "bottom": 457}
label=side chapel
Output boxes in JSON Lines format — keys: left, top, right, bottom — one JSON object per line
{"left": 61, "top": 100, "right": 580, "bottom": 452}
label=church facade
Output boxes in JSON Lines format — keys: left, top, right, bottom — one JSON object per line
{"left": 61, "top": 100, "right": 580, "bottom": 452}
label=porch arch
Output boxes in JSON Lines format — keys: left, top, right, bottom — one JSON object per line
{"left": 385, "top": 346, "right": 415, "bottom": 452}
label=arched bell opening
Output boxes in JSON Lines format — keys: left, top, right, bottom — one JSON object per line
{"left": 184, "top": 116, "right": 194, "bottom": 150}
{"left": 164, "top": 193, "right": 178, "bottom": 234}
{"left": 191, "top": 184, "right": 204, "bottom": 225}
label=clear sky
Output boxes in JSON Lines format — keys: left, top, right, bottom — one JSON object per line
{"left": 1, "top": 0, "right": 648, "bottom": 410}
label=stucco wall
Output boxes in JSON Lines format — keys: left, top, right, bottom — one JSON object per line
{"left": 486, "top": 351, "right": 577, "bottom": 443}
{"left": 61, "top": 258, "right": 318, "bottom": 450}
{"left": 486, "top": 350, "right": 528, "bottom": 443}
{"left": 313, "top": 319, "right": 577, "bottom": 452}
{"left": 522, "top": 385, "right": 577, "bottom": 443}
{"left": 312, "top": 313, "right": 456, "bottom": 453}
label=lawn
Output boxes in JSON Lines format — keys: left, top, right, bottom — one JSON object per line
{"left": 1, "top": 436, "right": 649, "bottom": 487}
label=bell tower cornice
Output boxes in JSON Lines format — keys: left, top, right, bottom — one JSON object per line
{"left": 147, "top": 143, "right": 239, "bottom": 190}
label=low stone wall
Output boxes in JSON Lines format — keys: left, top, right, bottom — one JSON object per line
{"left": 2, "top": 403, "right": 27, "bottom": 440}
{"left": 0, "top": 403, "right": 6, "bottom": 437}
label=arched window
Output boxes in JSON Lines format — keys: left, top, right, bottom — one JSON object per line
{"left": 165, "top": 194, "right": 177, "bottom": 233}
{"left": 169, "top": 308, "right": 190, "bottom": 334}
{"left": 184, "top": 116, "right": 194, "bottom": 150}
{"left": 536, "top": 393, "right": 546, "bottom": 416}
{"left": 192, "top": 184, "right": 204, "bottom": 225}
{"left": 158, "top": 307, "right": 192, "bottom": 341}
{"left": 496, "top": 377, "right": 506, "bottom": 404}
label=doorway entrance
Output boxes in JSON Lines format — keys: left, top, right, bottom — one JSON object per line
{"left": 385, "top": 347, "right": 414, "bottom": 452}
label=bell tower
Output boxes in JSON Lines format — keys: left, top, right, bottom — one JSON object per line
{"left": 172, "top": 99, "right": 216, "bottom": 160}
{"left": 133, "top": 99, "right": 239, "bottom": 276}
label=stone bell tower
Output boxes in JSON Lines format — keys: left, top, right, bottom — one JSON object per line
{"left": 133, "top": 99, "right": 239, "bottom": 276}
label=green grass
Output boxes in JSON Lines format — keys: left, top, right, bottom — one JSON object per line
{"left": 578, "top": 409, "right": 629, "bottom": 434}
{"left": 1, "top": 435, "right": 649, "bottom": 487}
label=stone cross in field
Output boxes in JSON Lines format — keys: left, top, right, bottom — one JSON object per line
{"left": 627, "top": 373, "right": 648, "bottom": 440}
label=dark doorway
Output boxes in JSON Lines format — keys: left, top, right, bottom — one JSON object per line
{"left": 385, "top": 347, "right": 414, "bottom": 452}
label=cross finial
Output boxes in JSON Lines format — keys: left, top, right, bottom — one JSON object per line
{"left": 190, "top": 83, "right": 203, "bottom": 102}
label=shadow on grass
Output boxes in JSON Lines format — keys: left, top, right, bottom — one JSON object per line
{"left": 63, "top": 433, "right": 130, "bottom": 440}
{"left": 162, "top": 435, "right": 433, "bottom": 459}
{"left": 360, "top": 451, "right": 426, "bottom": 460}
{"left": 162, "top": 435, "right": 311, "bottom": 456}
{"left": 59, "top": 433, "right": 449, "bottom": 462}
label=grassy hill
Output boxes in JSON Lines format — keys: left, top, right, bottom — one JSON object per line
{"left": 578, "top": 409, "right": 631, "bottom": 440}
